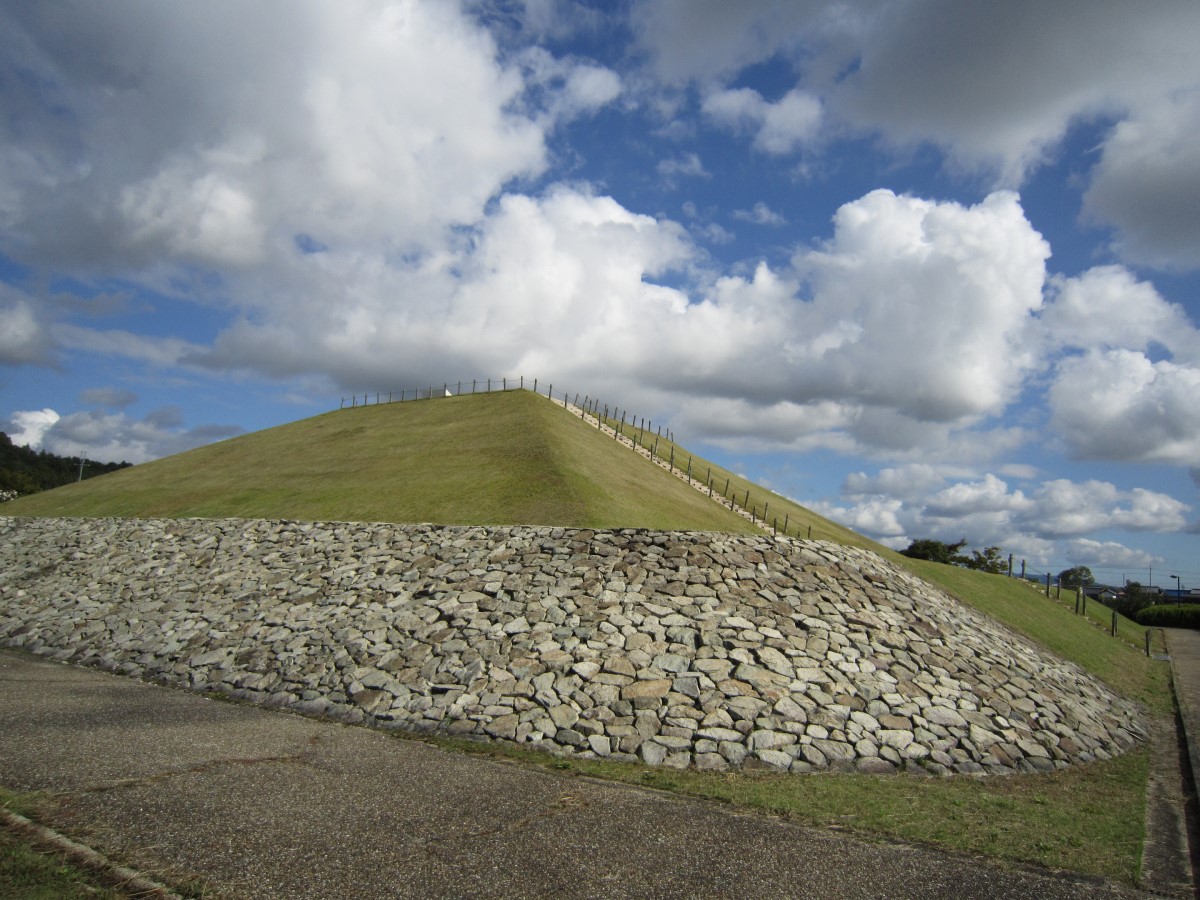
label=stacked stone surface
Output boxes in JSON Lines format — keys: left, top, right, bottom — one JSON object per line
{"left": 0, "top": 516, "right": 1144, "bottom": 775}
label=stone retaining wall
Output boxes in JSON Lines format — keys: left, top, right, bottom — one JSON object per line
{"left": 0, "top": 516, "right": 1144, "bottom": 775}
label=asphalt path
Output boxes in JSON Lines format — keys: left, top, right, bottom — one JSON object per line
{"left": 0, "top": 649, "right": 1150, "bottom": 899}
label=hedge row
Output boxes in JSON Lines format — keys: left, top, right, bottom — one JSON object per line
{"left": 1134, "top": 604, "right": 1200, "bottom": 629}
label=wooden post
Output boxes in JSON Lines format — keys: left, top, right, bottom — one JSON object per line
{"left": 520, "top": 375, "right": 524, "bottom": 389}
{"left": 707, "top": 476, "right": 712, "bottom": 497}
{"left": 686, "top": 457, "right": 692, "bottom": 480}
{"left": 669, "top": 447, "right": 674, "bottom": 471}
{"left": 724, "top": 478, "right": 730, "bottom": 501}
{"left": 1111, "top": 609, "right": 1118, "bottom": 636}
{"left": 473, "top": 379, "right": 477, "bottom": 394}
{"left": 503, "top": 377, "right": 507, "bottom": 390}
{"left": 457, "top": 382, "right": 461, "bottom": 395}
{"left": 772, "top": 516, "right": 777, "bottom": 536}
{"left": 1045, "top": 573, "right": 1051, "bottom": 597}
{"left": 488, "top": 378, "right": 491, "bottom": 392}
{"left": 1146, "top": 630, "right": 1152, "bottom": 657}
{"left": 808, "top": 525, "right": 812, "bottom": 539}
{"left": 744, "top": 490, "right": 750, "bottom": 508}
{"left": 751, "top": 506, "right": 756, "bottom": 524}
{"left": 784, "top": 513, "right": 789, "bottom": 534}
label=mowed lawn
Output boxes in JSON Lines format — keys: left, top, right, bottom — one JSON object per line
{"left": 3, "top": 391, "right": 754, "bottom": 532}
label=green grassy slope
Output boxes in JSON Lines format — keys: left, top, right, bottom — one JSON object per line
{"left": 612, "top": 420, "right": 875, "bottom": 547}
{"left": 2, "top": 391, "right": 754, "bottom": 532}
{"left": 4, "top": 389, "right": 1167, "bottom": 708}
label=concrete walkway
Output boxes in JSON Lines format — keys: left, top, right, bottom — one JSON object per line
{"left": 0, "top": 649, "right": 1149, "bottom": 899}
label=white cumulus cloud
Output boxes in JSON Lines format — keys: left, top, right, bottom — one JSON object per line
{"left": 6, "top": 409, "right": 60, "bottom": 448}
{"left": 1049, "top": 350, "right": 1200, "bottom": 466}
{"left": 702, "top": 87, "right": 822, "bottom": 154}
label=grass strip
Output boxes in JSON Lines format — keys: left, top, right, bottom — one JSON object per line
{"left": 0, "top": 789, "right": 127, "bottom": 899}
{"left": 420, "top": 732, "right": 1151, "bottom": 885}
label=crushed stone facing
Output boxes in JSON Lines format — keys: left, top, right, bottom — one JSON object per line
{"left": 0, "top": 516, "right": 1145, "bottom": 775}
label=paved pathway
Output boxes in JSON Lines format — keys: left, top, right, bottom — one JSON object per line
{"left": 0, "top": 649, "right": 1148, "bottom": 899}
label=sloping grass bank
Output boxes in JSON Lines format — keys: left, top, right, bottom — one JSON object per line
{"left": 3, "top": 392, "right": 752, "bottom": 533}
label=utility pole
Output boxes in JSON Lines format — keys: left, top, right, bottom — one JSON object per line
{"left": 77, "top": 457, "right": 87, "bottom": 482}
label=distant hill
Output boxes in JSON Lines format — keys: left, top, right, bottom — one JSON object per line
{"left": 0, "top": 433, "right": 131, "bottom": 496}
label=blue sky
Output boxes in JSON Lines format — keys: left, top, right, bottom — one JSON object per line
{"left": 2, "top": 1, "right": 1199, "bottom": 587}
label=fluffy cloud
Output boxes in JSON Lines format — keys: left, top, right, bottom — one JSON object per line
{"left": 1041, "top": 266, "right": 1197, "bottom": 356}
{"left": 5, "top": 409, "right": 60, "bottom": 448}
{"left": 791, "top": 190, "right": 1048, "bottom": 422}
{"left": 630, "top": 0, "right": 831, "bottom": 84}
{"left": 78, "top": 388, "right": 138, "bottom": 409}
{"left": 17, "top": 407, "right": 242, "bottom": 465}
{"left": 835, "top": 2, "right": 1200, "bottom": 182}
{"left": 0, "top": 1, "right": 548, "bottom": 270}
{"left": 702, "top": 87, "right": 822, "bottom": 154}
{"left": 1048, "top": 351, "right": 1200, "bottom": 466}
{"left": 821, "top": 469, "right": 1187, "bottom": 566}
{"left": 657, "top": 153, "right": 710, "bottom": 180}
{"left": 1040, "top": 266, "right": 1200, "bottom": 466}
{"left": 733, "top": 202, "right": 787, "bottom": 226}
{"left": 632, "top": 1, "right": 1200, "bottom": 268}
{"left": 176, "top": 183, "right": 1051, "bottom": 468}
{"left": 1083, "top": 92, "right": 1200, "bottom": 271}
{"left": 0, "top": 293, "right": 52, "bottom": 365}
{"left": 515, "top": 47, "right": 622, "bottom": 124}
{"left": 1062, "top": 539, "right": 1159, "bottom": 571}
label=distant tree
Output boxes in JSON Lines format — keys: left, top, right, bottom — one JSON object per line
{"left": 901, "top": 538, "right": 968, "bottom": 566}
{"left": 0, "top": 432, "right": 131, "bottom": 496}
{"left": 964, "top": 546, "right": 1008, "bottom": 575}
{"left": 1111, "top": 581, "right": 1154, "bottom": 619}
{"left": 1058, "top": 566, "right": 1095, "bottom": 590}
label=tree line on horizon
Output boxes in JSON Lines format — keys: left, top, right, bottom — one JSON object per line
{"left": 900, "top": 536, "right": 1171, "bottom": 619}
{"left": 0, "top": 432, "right": 131, "bottom": 498}
{"left": 901, "top": 537, "right": 1096, "bottom": 586}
